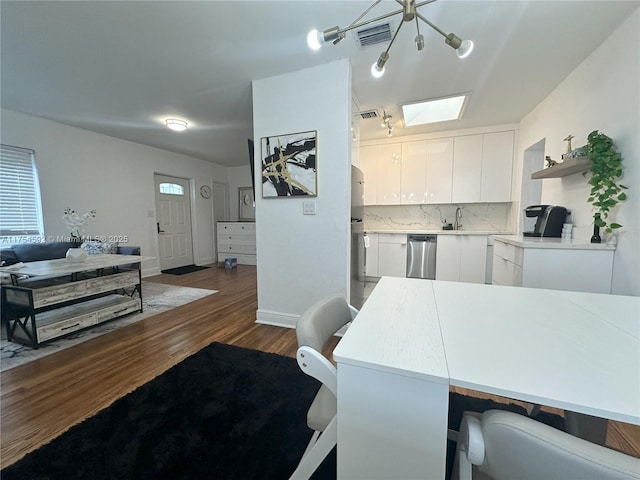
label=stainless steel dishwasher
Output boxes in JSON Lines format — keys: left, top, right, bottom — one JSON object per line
{"left": 406, "top": 234, "right": 437, "bottom": 279}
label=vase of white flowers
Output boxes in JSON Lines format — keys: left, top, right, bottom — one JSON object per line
{"left": 63, "top": 207, "right": 96, "bottom": 243}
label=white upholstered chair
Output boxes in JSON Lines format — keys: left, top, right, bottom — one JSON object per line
{"left": 289, "top": 295, "right": 358, "bottom": 480}
{"left": 454, "top": 409, "right": 640, "bottom": 480}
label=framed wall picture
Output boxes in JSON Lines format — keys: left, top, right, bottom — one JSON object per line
{"left": 261, "top": 130, "right": 317, "bottom": 198}
{"left": 238, "top": 186, "right": 255, "bottom": 221}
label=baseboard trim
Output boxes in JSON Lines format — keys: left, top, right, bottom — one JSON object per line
{"left": 255, "top": 309, "right": 297, "bottom": 329}
{"left": 196, "top": 258, "right": 216, "bottom": 266}
{"left": 142, "top": 267, "right": 161, "bottom": 278}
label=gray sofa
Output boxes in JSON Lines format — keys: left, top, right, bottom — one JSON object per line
{"left": 0, "top": 241, "right": 140, "bottom": 266}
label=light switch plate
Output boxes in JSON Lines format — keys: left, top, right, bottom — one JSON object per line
{"left": 303, "top": 201, "right": 316, "bottom": 215}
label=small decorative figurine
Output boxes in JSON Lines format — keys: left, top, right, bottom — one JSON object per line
{"left": 545, "top": 156, "right": 557, "bottom": 168}
{"left": 563, "top": 134, "right": 574, "bottom": 153}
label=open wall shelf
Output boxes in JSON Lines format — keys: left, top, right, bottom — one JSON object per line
{"left": 531, "top": 157, "right": 591, "bottom": 179}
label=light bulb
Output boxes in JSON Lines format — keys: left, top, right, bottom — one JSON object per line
{"left": 456, "top": 39, "right": 474, "bottom": 58}
{"left": 307, "top": 29, "right": 322, "bottom": 50}
{"left": 371, "top": 62, "right": 385, "bottom": 78}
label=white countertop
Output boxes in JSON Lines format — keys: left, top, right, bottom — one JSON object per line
{"left": 334, "top": 277, "right": 449, "bottom": 384}
{"left": 336, "top": 277, "right": 640, "bottom": 425}
{"left": 494, "top": 234, "right": 616, "bottom": 250}
{"left": 363, "top": 229, "right": 513, "bottom": 236}
{"left": 433, "top": 281, "right": 638, "bottom": 424}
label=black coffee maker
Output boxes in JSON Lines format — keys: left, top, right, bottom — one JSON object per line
{"left": 523, "top": 205, "right": 568, "bottom": 237}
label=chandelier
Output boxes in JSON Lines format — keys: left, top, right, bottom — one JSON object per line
{"left": 307, "top": 0, "right": 474, "bottom": 78}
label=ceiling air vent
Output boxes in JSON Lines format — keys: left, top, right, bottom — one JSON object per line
{"left": 356, "top": 22, "right": 392, "bottom": 48}
{"left": 358, "top": 109, "right": 379, "bottom": 120}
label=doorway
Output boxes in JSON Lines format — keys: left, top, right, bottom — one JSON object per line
{"left": 212, "top": 181, "right": 229, "bottom": 262}
{"left": 154, "top": 174, "right": 194, "bottom": 271}
{"left": 520, "top": 140, "right": 545, "bottom": 230}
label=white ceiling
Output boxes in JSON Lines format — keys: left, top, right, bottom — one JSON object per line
{"left": 1, "top": 1, "right": 637, "bottom": 167}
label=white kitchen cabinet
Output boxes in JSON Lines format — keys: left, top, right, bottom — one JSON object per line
{"left": 376, "top": 144, "right": 402, "bottom": 205}
{"left": 364, "top": 129, "right": 514, "bottom": 206}
{"left": 451, "top": 135, "right": 483, "bottom": 203}
{"left": 492, "top": 237, "right": 614, "bottom": 293}
{"left": 436, "top": 235, "right": 487, "bottom": 284}
{"left": 459, "top": 236, "right": 489, "bottom": 283}
{"left": 364, "top": 233, "right": 379, "bottom": 277}
{"left": 425, "top": 138, "right": 454, "bottom": 203}
{"left": 377, "top": 233, "right": 407, "bottom": 278}
{"left": 452, "top": 132, "right": 514, "bottom": 203}
{"left": 481, "top": 131, "right": 514, "bottom": 202}
{"left": 435, "top": 236, "right": 459, "bottom": 281}
{"left": 360, "top": 145, "right": 378, "bottom": 205}
{"left": 401, "top": 141, "right": 427, "bottom": 204}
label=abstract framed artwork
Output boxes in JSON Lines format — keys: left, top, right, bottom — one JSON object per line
{"left": 261, "top": 130, "right": 317, "bottom": 197}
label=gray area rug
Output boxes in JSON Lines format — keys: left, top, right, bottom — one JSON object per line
{"left": 0, "top": 282, "right": 217, "bottom": 371}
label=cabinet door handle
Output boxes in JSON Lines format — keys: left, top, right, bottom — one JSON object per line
{"left": 157, "top": 223, "right": 165, "bottom": 234}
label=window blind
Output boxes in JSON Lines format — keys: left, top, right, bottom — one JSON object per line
{"left": 0, "top": 144, "right": 44, "bottom": 237}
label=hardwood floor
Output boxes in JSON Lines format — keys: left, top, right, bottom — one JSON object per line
{"left": 1, "top": 264, "right": 638, "bottom": 468}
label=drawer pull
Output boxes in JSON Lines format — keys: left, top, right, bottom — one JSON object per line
{"left": 61, "top": 323, "right": 81, "bottom": 331}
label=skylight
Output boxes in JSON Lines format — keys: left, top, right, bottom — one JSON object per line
{"left": 401, "top": 94, "right": 469, "bottom": 126}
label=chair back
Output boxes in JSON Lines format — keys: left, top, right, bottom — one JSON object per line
{"left": 296, "top": 295, "right": 353, "bottom": 352}
{"left": 478, "top": 410, "right": 640, "bottom": 480}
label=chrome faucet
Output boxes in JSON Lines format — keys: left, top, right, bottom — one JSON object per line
{"left": 454, "top": 207, "right": 462, "bottom": 230}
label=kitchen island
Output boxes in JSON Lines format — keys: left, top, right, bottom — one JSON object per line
{"left": 492, "top": 234, "right": 615, "bottom": 293}
{"left": 334, "top": 277, "right": 639, "bottom": 479}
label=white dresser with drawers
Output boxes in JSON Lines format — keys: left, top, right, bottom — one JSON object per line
{"left": 216, "top": 222, "right": 256, "bottom": 265}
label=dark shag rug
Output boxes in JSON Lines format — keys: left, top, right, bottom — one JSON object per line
{"left": 161, "top": 265, "right": 210, "bottom": 275}
{"left": 2, "top": 342, "right": 564, "bottom": 480}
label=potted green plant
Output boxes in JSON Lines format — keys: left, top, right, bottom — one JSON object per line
{"left": 583, "top": 130, "right": 627, "bottom": 243}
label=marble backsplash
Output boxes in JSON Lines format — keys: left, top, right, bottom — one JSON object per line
{"left": 363, "top": 203, "right": 515, "bottom": 232}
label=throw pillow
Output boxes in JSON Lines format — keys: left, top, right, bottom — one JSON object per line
{"left": 81, "top": 241, "right": 119, "bottom": 255}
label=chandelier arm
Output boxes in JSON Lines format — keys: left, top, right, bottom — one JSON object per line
{"left": 415, "top": 14, "right": 421, "bottom": 35}
{"left": 394, "top": 0, "right": 438, "bottom": 10}
{"left": 416, "top": 11, "right": 448, "bottom": 38}
{"left": 383, "top": 17, "right": 406, "bottom": 56}
{"left": 335, "top": 0, "right": 383, "bottom": 44}
{"left": 347, "top": 0, "right": 383, "bottom": 29}
{"left": 335, "top": 7, "right": 404, "bottom": 36}
{"left": 416, "top": 0, "right": 439, "bottom": 8}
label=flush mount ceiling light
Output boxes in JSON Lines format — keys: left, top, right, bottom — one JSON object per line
{"left": 401, "top": 93, "right": 469, "bottom": 126}
{"left": 165, "top": 118, "right": 188, "bottom": 132}
{"left": 307, "top": 0, "right": 473, "bottom": 78}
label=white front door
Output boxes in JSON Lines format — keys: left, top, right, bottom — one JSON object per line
{"left": 154, "top": 174, "right": 194, "bottom": 271}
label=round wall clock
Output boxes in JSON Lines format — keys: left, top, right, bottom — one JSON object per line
{"left": 199, "top": 185, "right": 212, "bottom": 199}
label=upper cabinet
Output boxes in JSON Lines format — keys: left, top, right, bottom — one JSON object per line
{"left": 481, "top": 131, "right": 514, "bottom": 202}
{"left": 452, "top": 131, "right": 514, "bottom": 203}
{"left": 425, "top": 138, "right": 454, "bottom": 204}
{"left": 377, "top": 144, "right": 402, "bottom": 205}
{"left": 360, "top": 145, "right": 378, "bottom": 205}
{"left": 401, "top": 141, "right": 428, "bottom": 204}
{"left": 452, "top": 135, "right": 483, "bottom": 202}
{"left": 361, "top": 128, "right": 515, "bottom": 206}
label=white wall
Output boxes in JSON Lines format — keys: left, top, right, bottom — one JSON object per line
{"left": 1, "top": 108, "right": 228, "bottom": 275}
{"left": 252, "top": 59, "right": 352, "bottom": 327}
{"left": 516, "top": 10, "right": 640, "bottom": 296}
